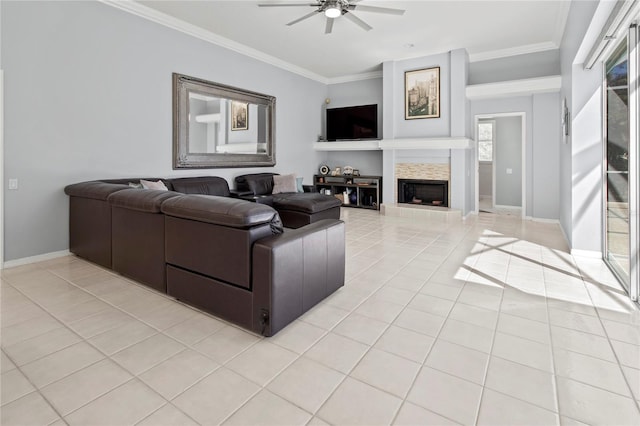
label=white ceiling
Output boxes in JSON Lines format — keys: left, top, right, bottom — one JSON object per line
{"left": 133, "top": 0, "right": 571, "bottom": 82}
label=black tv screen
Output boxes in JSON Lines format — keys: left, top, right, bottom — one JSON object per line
{"left": 326, "top": 104, "right": 378, "bottom": 141}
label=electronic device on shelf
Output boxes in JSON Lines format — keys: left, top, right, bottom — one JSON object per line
{"left": 326, "top": 104, "right": 378, "bottom": 141}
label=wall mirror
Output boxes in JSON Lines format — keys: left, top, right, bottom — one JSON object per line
{"left": 173, "top": 73, "right": 276, "bottom": 168}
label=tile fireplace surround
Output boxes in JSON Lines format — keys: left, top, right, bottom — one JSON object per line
{"left": 395, "top": 163, "right": 451, "bottom": 205}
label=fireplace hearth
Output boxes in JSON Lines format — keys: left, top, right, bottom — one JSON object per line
{"left": 398, "top": 179, "right": 449, "bottom": 207}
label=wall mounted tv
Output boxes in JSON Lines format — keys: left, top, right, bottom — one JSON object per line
{"left": 326, "top": 104, "right": 378, "bottom": 141}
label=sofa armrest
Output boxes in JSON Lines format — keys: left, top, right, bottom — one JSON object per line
{"left": 252, "top": 219, "right": 345, "bottom": 336}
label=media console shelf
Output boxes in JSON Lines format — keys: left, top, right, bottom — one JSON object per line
{"left": 314, "top": 175, "right": 382, "bottom": 210}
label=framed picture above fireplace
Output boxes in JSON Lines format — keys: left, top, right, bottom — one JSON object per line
{"left": 405, "top": 67, "right": 440, "bottom": 120}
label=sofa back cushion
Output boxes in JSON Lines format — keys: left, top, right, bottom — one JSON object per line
{"left": 161, "top": 194, "right": 282, "bottom": 231}
{"left": 100, "top": 178, "right": 167, "bottom": 187}
{"left": 168, "top": 176, "right": 230, "bottom": 196}
{"left": 162, "top": 194, "right": 283, "bottom": 288}
{"left": 235, "top": 173, "right": 278, "bottom": 194}
{"left": 64, "top": 181, "right": 129, "bottom": 201}
{"left": 108, "top": 188, "right": 180, "bottom": 213}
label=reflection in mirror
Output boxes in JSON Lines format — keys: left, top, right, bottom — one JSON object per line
{"left": 173, "top": 73, "right": 275, "bottom": 168}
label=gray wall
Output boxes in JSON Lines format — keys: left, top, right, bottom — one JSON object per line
{"left": 532, "top": 92, "right": 561, "bottom": 220}
{"left": 494, "top": 116, "right": 522, "bottom": 207}
{"left": 479, "top": 163, "right": 492, "bottom": 197}
{"left": 469, "top": 49, "right": 561, "bottom": 85}
{"left": 324, "top": 151, "right": 383, "bottom": 177}
{"left": 324, "top": 78, "right": 384, "bottom": 176}
{"left": 470, "top": 94, "right": 561, "bottom": 219}
{"left": 559, "top": 0, "right": 601, "bottom": 250}
{"left": 325, "top": 77, "right": 383, "bottom": 139}
{"left": 1, "top": 1, "right": 327, "bottom": 261}
{"left": 381, "top": 50, "right": 471, "bottom": 214}
{"left": 381, "top": 52, "right": 454, "bottom": 140}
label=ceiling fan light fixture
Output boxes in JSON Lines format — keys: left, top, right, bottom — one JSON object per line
{"left": 325, "top": 7, "right": 341, "bottom": 18}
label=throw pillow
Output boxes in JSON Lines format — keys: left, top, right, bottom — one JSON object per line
{"left": 128, "top": 182, "right": 143, "bottom": 189}
{"left": 296, "top": 176, "right": 304, "bottom": 193}
{"left": 140, "top": 179, "right": 168, "bottom": 191}
{"left": 246, "top": 175, "right": 274, "bottom": 195}
{"left": 272, "top": 174, "right": 298, "bottom": 194}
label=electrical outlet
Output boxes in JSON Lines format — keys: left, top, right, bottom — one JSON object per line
{"left": 8, "top": 178, "right": 18, "bottom": 190}
{"left": 506, "top": 168, "right": 513, "bottom": 175}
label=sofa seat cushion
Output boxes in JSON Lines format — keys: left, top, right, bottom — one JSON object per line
{"left": 272, "top": 193, "right": 342, "bottom": 214}
{"left": 161, "top": 194, "right": 282, "bottom": 231}
{"left": 167, "top": 176, "right": 230, "bottom": 196}
{"left": 108, "top": 188, "right": 180, "bottom": 213}
{"left": 64, "top": 181, "right": 129, "bottom": 201}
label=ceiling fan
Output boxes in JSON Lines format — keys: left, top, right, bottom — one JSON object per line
{"left": 258, "top": 0, "right": 405, "bottom": 34}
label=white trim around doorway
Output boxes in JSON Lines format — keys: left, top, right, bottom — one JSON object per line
{"left": 474, "top": 112, "right": 527, "bottom": 219}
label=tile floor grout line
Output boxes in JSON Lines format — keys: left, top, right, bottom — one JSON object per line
{"left": 298, "top": 224, "right": 462, "bottom": 424}
{"left": 3, "top": 210, "right": 639, "bottom": 425}
{"left": 3, "top": 263, "right": 266, "bottom": 424}
{"left": 539, "top": 244, "right": 565, "bottom": 425}
{"left": 576, "top": 261, "right": 640, "bottom": 414}
{"left": 0, "top": 347, "right": 71, "bottom": 424}
{"left": 132, "top": 401, "right": 200, "bottom": 426}
{"left": 469, "top": 245, "right": 506, "bottom": 426}
{"left": 387, "top": 232, "right": 476, "bottom": 425}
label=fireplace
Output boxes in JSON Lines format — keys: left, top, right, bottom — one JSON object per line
{"left": 398, "top": 179, "right": 449, "bottom": 207}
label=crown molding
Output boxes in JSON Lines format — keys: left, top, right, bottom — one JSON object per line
{"left": 100, "top": 0, "right": 329, "bottom": 84}
{"left": 469, "top": 42, "right": 558, "bottom": 63}
{"left": 327, "top": 71, "right": 383, "bottom": 85}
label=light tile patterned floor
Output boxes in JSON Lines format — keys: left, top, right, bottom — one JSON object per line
{"left": 1, "top": 208, "right": 639, "bottom": 425}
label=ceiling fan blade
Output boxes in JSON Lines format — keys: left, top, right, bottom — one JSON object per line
{"left": 350, "top": 4, "right": 405, "bottom": 15}
{"left": 286, "top": 10, "right": 319, "bottom": 26}
{"left": 343, "top": 12, "right": 372, "bottom": 31}
{"left": 258, "top": 3, "right": 318, "bottom": 7}
{"left": 325, "top": 17, "right": 334, "bottom": 34}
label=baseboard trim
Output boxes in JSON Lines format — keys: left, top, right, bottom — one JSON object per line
{"left": 570, "top": 248, "right": 602, "bottom": 259}
{"left": 559, "top": 222, "right": 571, "bottom": 249}
{"left": 525, "top": 216, "right": 560, "bottom": 224}
{"left": 3, "top": 250, "right": 71, "bottom": 269}
{"left": 463, "top": 211, "right": 478, "bottom": 220}
{"left": 495, "top": 204, "right": 523, "bottom": 210}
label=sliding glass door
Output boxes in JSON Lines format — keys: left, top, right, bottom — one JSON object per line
{"left": 605, "top": 38, "right": 630, "bottom": 290}
{"left": 604, "top": 28, "right": 639, "bottom": 302}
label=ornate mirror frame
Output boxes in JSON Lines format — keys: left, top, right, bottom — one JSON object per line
{"left": 173, "top": 73, "right": 276, "bottom": 169}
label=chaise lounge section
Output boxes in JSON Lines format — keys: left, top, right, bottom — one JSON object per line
{"left": 233, "top": 173, "right": 342, "bottom": 228}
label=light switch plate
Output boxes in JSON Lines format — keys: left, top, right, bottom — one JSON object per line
{"left": 506, "top": 168, "right": 513, "bottom": 174}
{"left": 8, "top": 178, "right": 18, "bottom": 190}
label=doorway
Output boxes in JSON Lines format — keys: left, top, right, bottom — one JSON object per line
{"left": 475, "top": 113, "right": 526, "bottom": 218}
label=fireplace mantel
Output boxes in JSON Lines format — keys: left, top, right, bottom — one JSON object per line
{"left": 313, "top": 137, "right": 473, "bottom": 151}
{"left": 379, "top": 137, "right": 473, "bottom": 150}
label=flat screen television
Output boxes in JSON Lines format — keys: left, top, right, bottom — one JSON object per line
{"left": 326, "top": 104, "right": 378, "bottom": 141}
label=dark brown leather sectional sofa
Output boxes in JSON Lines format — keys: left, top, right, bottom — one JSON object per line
{"left": 64, "top": 176, "right": 345, "bottom": 336}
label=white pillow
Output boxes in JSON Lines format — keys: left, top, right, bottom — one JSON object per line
{"left": 272, "top": 174, "right": 298, "bottom": 194}
{"left": 140, "top": 179, "right": 168, "bottom": 191}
